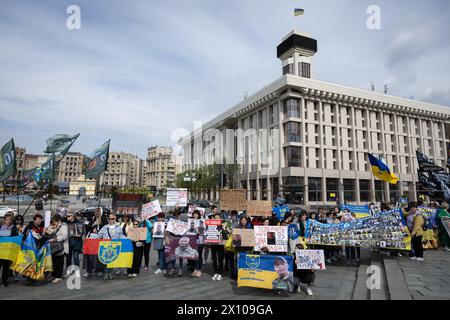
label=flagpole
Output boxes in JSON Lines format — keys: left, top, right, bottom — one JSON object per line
{"left": 16, "top": 173, "right": 20, "bottom": 215}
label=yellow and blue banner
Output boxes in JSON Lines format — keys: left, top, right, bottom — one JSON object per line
{"left": 238, "top": 253, "right": 295, "bottom": 292}
{"left": 12, "top": 232, "right": 53, "bottom": 280}
{"left": 83, "top": 238, "right": 133, "bottom": 268}
{"left": 0, "top": 235, "right": 22, "bottom": 263}
{"left": 368, "top": 153, "right": 398, "bottom": 184}
{"left": 341, "top": 204, "right": 370, "bottom": 218}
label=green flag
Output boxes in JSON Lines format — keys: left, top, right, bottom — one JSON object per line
{"left": 0, "top": 138, "right": 16, "bottom": 182}
{"left": 44, "top": 133, "right": 80, "bottom": 154}
{"left": 85, "top": 140, "right": 110, "bottom": 179}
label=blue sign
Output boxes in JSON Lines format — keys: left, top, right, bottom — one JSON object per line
{"left": 273, "top": 205, "right": 290, "bottom": 220}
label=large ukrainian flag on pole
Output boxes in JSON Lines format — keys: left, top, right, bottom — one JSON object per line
{"left": 368, "top": 153, "right": 398, "bottom": 184}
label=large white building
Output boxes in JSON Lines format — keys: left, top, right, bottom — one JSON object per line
{"left": 180, "top": 30, "right": 450, "bottom": 207}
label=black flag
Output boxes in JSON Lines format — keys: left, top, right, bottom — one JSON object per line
{"left": 416, "top": 150, "right": 444, "bottom": 172}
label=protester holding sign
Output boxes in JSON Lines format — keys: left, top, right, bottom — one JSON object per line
{"left": 208, "top": 213, "right": 226, "bottom": 281}
{"left": 140, "top": 217, "right": 153, "bottom": 272}
{"left": 153, "top": 213, "right": 167, "bottom": 274}
{"left": 97, "top": 213, "right": 124, "bottom": 280}
{"left": 192, "top": 210, "right": 205, "bottom": 278}
{"left": 127, "top": 220, "right": 146, "bottom": 277}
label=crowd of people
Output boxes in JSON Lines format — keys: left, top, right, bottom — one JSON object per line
{"left": 0, "top": 199, "right": 449, "bottom": 295}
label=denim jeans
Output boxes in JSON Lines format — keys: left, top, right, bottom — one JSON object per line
{"left": 157, "top": 249, "right": 166, "bottom": 270}
{"left": 196, "top": 246, "right": 204, "bottom": 271}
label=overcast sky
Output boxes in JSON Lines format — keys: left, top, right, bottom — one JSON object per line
{"left": 1, "top": 0, "right": 449, "bottom": 159}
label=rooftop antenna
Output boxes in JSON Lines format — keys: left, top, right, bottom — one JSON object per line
{"left": 370, "top": 81, "right": 375, "bottom": 92}
{"left": 243, "top": 91, "right": 248, "bottom": 100}
{"left": 384, "top": 84, "right": 388, "bottom": 94}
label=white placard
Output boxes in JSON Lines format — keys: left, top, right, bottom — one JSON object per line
{"left": 254, "top": 226, "right": 288, "bottom": 252}
{"left": 166, "top": 188, "right": 188, "bottom": 207}
{"left": 141, "top": 200, "right": 162, "bottom": 219}
{"left": 295, "top": 249, "right": 326, "bottom": 270}
{"left": 166, "top": 218, "right": 188, "bottom": 236}
{"left": 44, "top": 210, "right": 51, "bottom": 228}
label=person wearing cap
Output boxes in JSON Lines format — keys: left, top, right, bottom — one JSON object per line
{"left": 272, "top": 256, "right": 295, "bottom": 292}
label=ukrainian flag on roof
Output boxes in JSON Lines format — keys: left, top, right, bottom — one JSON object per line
{"left": 294, "top": 8, "right": 304, "bottom": 16}
{"left": 368, "top": 153, "right": 399, "bottom": 185}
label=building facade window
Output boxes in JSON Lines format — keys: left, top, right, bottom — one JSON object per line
{"left": 326, "top": 178, "right": 339, "bottom": 202}
{"left": 284, "top": 99, "right": 300, "bottom": 118}
{"left": 285, "top": 147, "right": 301, "bottom": 167}
{"left": 284, "top": 122, "right": 301, "bottom": 142}
{"left": 359, "top": 180, "right": 371, "bottom": 202}
{"left": 308, "top": 177, "right": 322, "bottom": 202}
{"left": 343, "top": 179, "right": 355, "bottom": 202}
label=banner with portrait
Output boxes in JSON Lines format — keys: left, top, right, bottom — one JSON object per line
{"left": 232, "top": 229, "right": 256, "bottom": 247}
{"left": 341, "top": 204, "right": 370, "bottom": 218}
{"left": 165, "top": 234, "right": 198, "bottom": 262}
{"left": 187, "top": 205, "right": 206, "bottom": 218}
{"left": 141, "top": 200, "right": 162, "bottom": 219}
{"left": 166, "top": 188, "right": 188, "bottom": 207}
{"left": 237, "top": 253, "right": 295, "bottom": 292}
{"left": 305, "top": 207, "right": 411, "bottom": 251}
{"left": 254, "top": 226, "right": 288, "bottom": 252}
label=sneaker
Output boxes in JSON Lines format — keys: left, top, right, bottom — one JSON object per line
{"left": 162, "top": 269, "right": 167, "bottom": 275}
{"left": 108, "top": 273, "right": 114, "bottom": 280}
{"left": 306, "top": 288, "right": 313, "bottom": 296}
{"left": 216, "top": 274, "right": 223, "bottom": 281}
{"left": 195, "top": 271, "right": 202, "bottom": 278}
{"left": 178, "top": 269, "right": 183, "bottom": 276}
{"left": 154, "top": 269, "right": 163, "bottom": 275}
{"left": 83, "top": 272, "right": 90, "bottom": 278}
{"left": 445, "top": 247, "right": 450, "bottom": 252}
{"left": 104, "top": 273, "right": 109, "bottom": 280}
{"left": 326, "top": 259, "right": 332, "bottom": 264}
{"left": 51, "top": 278, "right": 62, "bottom": 283}
{"left": 133, "top": 274, "right": 138, "bottom": 277}
{"left": 191, "top": 271, "right": 198, "bottom": 277}
{"left": 211, "top": 274, "right": 218, "bottom": 281}
{"left": 346, "top": 260, "right": 351, "bottom": 265}
{"left": 397, "top": 253, "right": 403, "bottom": 257}
{"left": 144, "top": 267, "right": 148, "bottom": 272}
{"left": 2, "top": 282, "right": 9, "bottom": 287}
{"left": 416, "top": 257, "right": 424, "bottom": 262}
{"left": 168, "top": 268, "right": 176, "bottom": 275}
{"left": 355, "top": 258, "right": 361, "bottom": 263}
{"left": 128, "top": 274, "right": 133, "bottom": 277}
{"left": 98, "top": 272, "right": 103, "bottom": 277}
{"left": 410, "top": 257, "right": 417, "bottom": 261}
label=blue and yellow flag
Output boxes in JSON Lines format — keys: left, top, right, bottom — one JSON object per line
{"left": 12, "top": 232, "right": 53, "bottom": 280}
{"left": 368, "top": 153, "right": 398, "bottom": 184}
{"left": 294, "top": 8, "right": 304, "bottom": 16}
{"left": 0, "top": 235, "right": 22, "bottom": 263}
{"left": 84, "top": 238, "right": 133, "bottom": 268}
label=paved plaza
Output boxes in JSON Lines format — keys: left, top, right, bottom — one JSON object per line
{"left": 1, "top": 247, "right": 449, "bottom": 300}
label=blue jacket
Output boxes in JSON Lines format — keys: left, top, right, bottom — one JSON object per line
{"left": 140, "top": 220, "right": 153, "bottom": 244}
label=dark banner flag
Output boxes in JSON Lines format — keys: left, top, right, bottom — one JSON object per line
{"left": 22, "top": 168, "right": 37, "bottom": 185}
{"left": 44, "top": 133, "right": 79, "bottom": 154}
{"left": 0, "top": 138, "right": 16, "bottom": 182}
{"left": 447, "top": 144, "right": 450, "bottom": 168}
{"left": 34, "top": 154, "right": 55, "bottom": 183}
{"left": 85, "top": 140, "right": 110, "bottom": 179}
{"left": 416, "top": 150, "right": 444, "bottom": 172}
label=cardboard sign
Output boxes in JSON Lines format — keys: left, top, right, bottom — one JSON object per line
{"left": 204, "top": 219, "right": 223, "bottom": 245}
{"left": 166, "top": 188, "right": 188, "bottom": 207}
{"left": 141, "top": 200, "right": 162, "bottom": 219}
{"left": 295, "top": 249, "right": 326, "bottom": 270}
{"left": 232, "top": 229, "right": 256, "bottom": 247}
{"left": 220, "top": 189, "right": 247, "bottom": 211}
{"left": 441, "top": 217, "right": 450, "bottom": 239}
{"left": 153, "top": 222, "right": 165, "bottom": 238}
{"left": 254, "top": 226, "right": 288, "bottom": 252}
{"left": 246, "top": 201, "right": 273, "bottom": 217}
{"left": 127, "top": 227, "right": 147, "bottom": 242}
{"left": 166, "top": 219, "right": 188, "bottom": 236}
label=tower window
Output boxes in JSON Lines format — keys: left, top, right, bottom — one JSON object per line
{"left": 299, "top": 62, "right": 311, "bottom": 78}
{"left": 283, "top": 64, "right": 294, "bottom": 75}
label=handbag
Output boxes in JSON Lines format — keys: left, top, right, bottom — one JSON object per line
{"left": 50, "top": 240, "right": 64, "bottom": 255}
